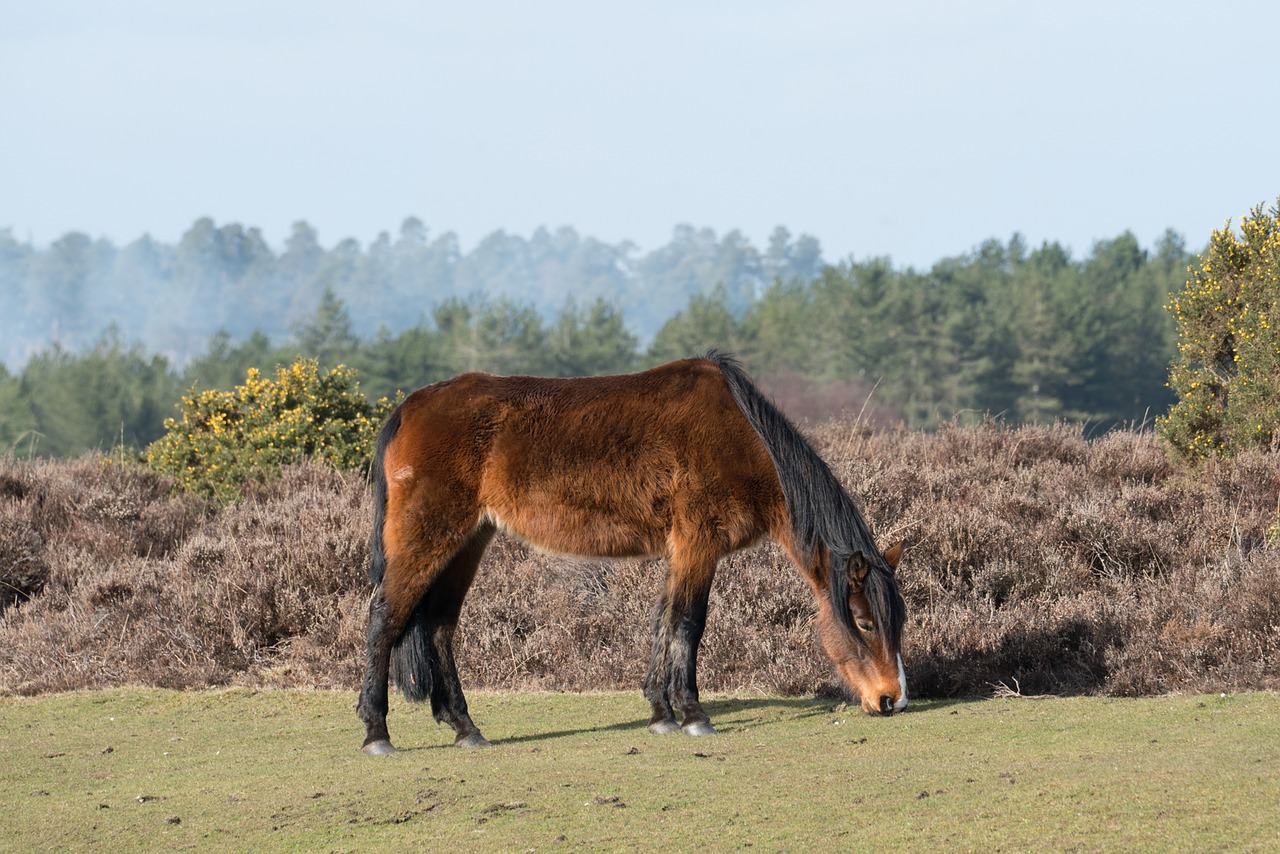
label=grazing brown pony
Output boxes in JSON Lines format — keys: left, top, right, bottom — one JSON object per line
{"left": 357, "top": 353, "right": 907, "bottom": 754}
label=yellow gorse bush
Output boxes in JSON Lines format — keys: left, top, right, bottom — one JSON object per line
{"left": 146, "top": 358, "right": 399, "bottom": 502}
{"left": 1159, "top": 200, "right": 1280, "bottom": 460}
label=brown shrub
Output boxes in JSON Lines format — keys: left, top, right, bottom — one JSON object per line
{"left": 3, "top": 424, "right": 1280, "bottom": 701}
{"left": 0, "top": 510, "right": 47, "bottom": 611}
{"left": 756, "top": 371, "right": 899, "bottom": 429}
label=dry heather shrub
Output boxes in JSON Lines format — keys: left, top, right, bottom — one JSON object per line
{"left": 0, "top": 553, "right": 225, "bottom": 693}
{"left": 0, "top": 459, "right": 374, "bottom": 694}
{"left": 757, "top": 371, "right": 896, "bottom": 428}
{"left": 4, "top": 420, "right": 1280, "bottom": 700}
{"left": 0, "top": 510, "right": 47, "bottom": 611}
{"left": 908, "top": 590, "right": 1124, "bottom": 697}
{"left": 453, "top": 537, "right": 661, "bottom": 691}
{"left": 168, "top": 464, "right": 373, "bottom": 687}
{"left": 453, "top": 538, "right": 829, "bottom": 696}
{"left": 697, "top": 546, "right": 830, "bottom": 694}
{"left": 14, "top": 455, "right": 209, "bottom": 561}
{"left": 1, "top": 453, "right": 207, "bottom": 621}
{"left": 1086, "top": 429, "right": 1174, "bottom": 483}
{"left": 810, "top": 418, "right": 1280, "bottom": 697}
{"left": 1104, "top": 548, "right": 1280, "bottom": 695}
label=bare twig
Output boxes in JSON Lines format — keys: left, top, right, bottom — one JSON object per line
{"left": 989, "top": 678, "right": 1057, "bottom": 700}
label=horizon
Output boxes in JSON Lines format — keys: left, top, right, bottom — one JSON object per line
{"left": 0, "top": 212, "right": 1203, "bottom": 269}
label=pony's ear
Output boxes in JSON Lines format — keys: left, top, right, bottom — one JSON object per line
{"left": 882, "top": 541, "right": 904, "bottom": 571}
{"left": 849, "top": 552, "right": 870, "bottom": 586}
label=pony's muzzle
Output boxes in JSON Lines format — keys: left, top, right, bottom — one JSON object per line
{"left": 862, "top": 693, "right": 907, "bottom": 716}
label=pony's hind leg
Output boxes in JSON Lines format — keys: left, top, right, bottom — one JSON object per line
{"left": 357, "top": 587, "right": 398, "bottom": 753}
{"left": 357, "top": 509, "right": 482, "bottom": 754}
{"left": 419, "top": 524, "right": 494, "bottom": 747}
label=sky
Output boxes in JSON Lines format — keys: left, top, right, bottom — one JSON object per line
{"left": 2, "top": 0, "right": 1279, "bottom": 269}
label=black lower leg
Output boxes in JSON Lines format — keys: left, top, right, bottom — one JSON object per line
{"left": 670, "top": 592, "right": 713, "bottom": 733}
{"left": 643, "top": 596, "right": 678, "bottom": 732}
{"left": 357, "top": 590, "right": 395, "bottom": 750}
{"left": 425, "top": 526, "right": 492, "bottom": 747}
{"left": 430, "top": 624, "right": 488, "bottom": 746}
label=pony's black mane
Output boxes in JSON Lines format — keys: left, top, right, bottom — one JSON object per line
{"left": 711, "top": 352, "right": 904, "bottom": 646}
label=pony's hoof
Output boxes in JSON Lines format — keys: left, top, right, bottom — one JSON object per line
{"left": 648, "top": 720, "right": 681, "bottom": 735}
{"left": 455, "top": 733, "right": 491, "bottom": 748}
{"left": 362, "top": 739, "right": 397, "bottom": 755}
{"left": 682, "top": 721, "right": 718, "bottom": 736}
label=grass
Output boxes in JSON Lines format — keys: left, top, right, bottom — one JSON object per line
{"left": 2, "top": 689, "right": 1278, "bottom": 851}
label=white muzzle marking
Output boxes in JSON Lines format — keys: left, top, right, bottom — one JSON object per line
{"left": 893, "top": 654, "right": 909, "bottom": 712}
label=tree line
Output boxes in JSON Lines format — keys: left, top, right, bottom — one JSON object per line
{"left": 680, "top": 230, "right": 1189, "bottom": 428}
{"left": 0, "top": 223, "right": 1192, "bottom": 458}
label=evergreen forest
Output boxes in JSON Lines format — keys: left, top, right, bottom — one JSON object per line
{"left": 0, "top": 217, "right": 1192, "bottom": 458}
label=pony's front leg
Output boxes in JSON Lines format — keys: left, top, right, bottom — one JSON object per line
{"left": 357, "top": 588, "right": 398, "bottom": 754}
{"left": 668, "top": 584, "right": 716, "bottom": 736}
{"left": 645, "top": 549, "right": 718, "bottom": 736}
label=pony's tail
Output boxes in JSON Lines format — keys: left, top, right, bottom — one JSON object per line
{"left": 708, "top": 351, "right": 857, "bottom": 634}
{"left": 368, "top": 408, "right": 400, "bottom": 586}
{"left": 391, "top": 601, "right": 433, "bottom": 704}
{"left": 368, "top": 408, "right": 434, "bottom": 705}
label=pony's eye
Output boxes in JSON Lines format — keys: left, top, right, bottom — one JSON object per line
{"left": 856, "top": 619, "right": 875, "bottom": 633}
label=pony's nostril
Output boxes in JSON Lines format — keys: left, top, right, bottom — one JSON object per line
{"left": 879, "top": 695, "right": 893, "bottom": 715}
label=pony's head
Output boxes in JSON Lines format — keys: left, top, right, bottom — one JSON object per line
{"left": 817, "top": 542, "right": 908, "bottom": 715}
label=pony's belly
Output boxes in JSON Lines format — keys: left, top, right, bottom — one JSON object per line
{"left": 483, "top": 505, "right": 665, "bottom": 559}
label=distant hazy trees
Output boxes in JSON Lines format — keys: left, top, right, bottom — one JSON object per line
{"left": 1, "top": 218, "right": 812, "bottom": 369}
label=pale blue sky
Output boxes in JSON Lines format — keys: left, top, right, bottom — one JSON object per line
{"left": 2, "top": 1, "right": 1277, "bottom": 267}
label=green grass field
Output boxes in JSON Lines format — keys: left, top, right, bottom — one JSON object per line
{"left": 2, "top": 689, "right": 1277, "bottom": 851}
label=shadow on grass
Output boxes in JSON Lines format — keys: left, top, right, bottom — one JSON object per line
{"left": 473, "top": 696, "right": 987, "bottom": 748}
{"left": 381, "top": 693, "right": 995, "bottom": 753}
